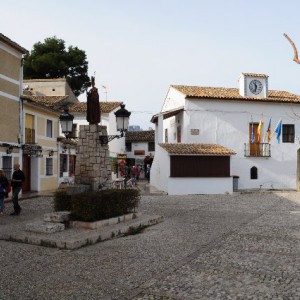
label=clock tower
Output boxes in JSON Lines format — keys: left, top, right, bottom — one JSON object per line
{"left": 239, "top": 73, "right": 268, "bottom": 98}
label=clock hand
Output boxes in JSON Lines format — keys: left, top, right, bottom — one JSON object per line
{"left": 283, "top": 33, "right": 300, "bottom": 64}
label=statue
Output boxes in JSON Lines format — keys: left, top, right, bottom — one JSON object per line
{"left": 87, "top": 76, "right": 100, "bottom": 124}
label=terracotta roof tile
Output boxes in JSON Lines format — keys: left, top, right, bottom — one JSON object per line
{"left": 69, "top": 101, "right": 123, "bottom": 114}
{"left": 159, "top": 143, "right": 236, "bottom": 156}
{"left": 0, "top": 33, "right": 28, "bottom": 53}
{"left": 172, "top": 86, "right": 300, "bottom": 103}
{"left": 126, "top": 130, "right": 155, "bottom": 142}
{"left": 21, "top": 95, "right": 68, "bottom": 110}
{"left": 241, "top": 73, "right": 269, "bottom": 78}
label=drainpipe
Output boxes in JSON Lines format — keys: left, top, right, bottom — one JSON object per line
{"left": 19, "top": 57, "right": 24, "bottom": 166}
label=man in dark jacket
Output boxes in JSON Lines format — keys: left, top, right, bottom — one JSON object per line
{"left": 10, "top": 163, "right": 25, "bottom": 216}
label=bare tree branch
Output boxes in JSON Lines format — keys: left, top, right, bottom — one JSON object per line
{"left": 284, "top": 33, "right": 300, "bottom": 64}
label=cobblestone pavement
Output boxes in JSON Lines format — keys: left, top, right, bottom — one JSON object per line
{"left": 1, "top": 191, "right": 300, "bottom": 299}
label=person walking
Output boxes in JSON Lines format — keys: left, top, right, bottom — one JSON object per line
{"left": 0, "top": 170, "right": 9, "bottom": 215}
{"left": 10, "top": 163, "right": 25, "bottom": 216}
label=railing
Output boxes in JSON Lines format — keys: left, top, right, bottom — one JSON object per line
{"left": 25, "top": 128, "right": 35, "bottom": 144}
{"left": 244, "top": 143, "right": 271, "bottom": 157}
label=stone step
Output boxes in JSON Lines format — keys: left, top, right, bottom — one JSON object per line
{"left": 44, "top": 211, "right": 71, "bottom": 223}
{"left": 25, "top": 221, "right": 65, "bottom": 234}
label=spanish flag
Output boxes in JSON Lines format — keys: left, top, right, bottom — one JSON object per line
{"left": 257, "top": 120, "right": 262, "bottom": 143}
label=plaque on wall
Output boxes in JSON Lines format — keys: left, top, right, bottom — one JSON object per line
{"left": 190, "top": 129, "right": 200, "bottom": 135}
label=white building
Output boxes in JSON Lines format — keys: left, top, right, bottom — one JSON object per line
{"left": 151, "top": 73, "right": 300, "bottom": 195}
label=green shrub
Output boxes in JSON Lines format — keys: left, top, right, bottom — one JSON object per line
{"left": 71, "top": 189, "right": 140, "bottom": 222}
{"left": 53, "top": 190, "right": 72, "bottom": 211}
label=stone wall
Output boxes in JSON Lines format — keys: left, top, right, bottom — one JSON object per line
{"left": 75, "top": 124, "right": 112, "bottom": 190}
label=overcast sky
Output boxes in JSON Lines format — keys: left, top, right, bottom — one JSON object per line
{"left": 2, "top": 0, "right": 300, "bottom": 129}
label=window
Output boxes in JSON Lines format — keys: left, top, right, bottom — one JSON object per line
{"left": 46, "top": 158, "right": 53, "bottom": 176}
{"left": 126, "top": 142, "right": 132, "bottom": 152}
{"left": 165, "top": 128, "right": 168, "bottom": 143}
{"left": 282, "top": 124, "right": 295, "bottom": 143}
{"left": 2, "top": 156, "right": 12, "bottom": 179}
{"left": 148, "top": 142, "right": 155, "bottom": 152}
{"left": 250, "top": 166, "right": 258, "bottom": 179}
{"left": 60, "top": 154, "right": 68, "bottom": 177}
{"left": 25, "top": 113, "right": 35, "bottom": 144}
{"left": 71, "top": 123, "right": 78, "bottom": 138}
{"left": 46, "top": 120, "right": 53, "bottom": 138}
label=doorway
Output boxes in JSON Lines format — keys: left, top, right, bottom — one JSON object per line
{"left": 22, "top": 155, "right": 31, "bottom": 192}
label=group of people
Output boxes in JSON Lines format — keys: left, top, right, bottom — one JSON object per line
{"left": 0, "top": 163, "right": 25, "bottom": 216}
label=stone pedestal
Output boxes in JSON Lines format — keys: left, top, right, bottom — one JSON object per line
{"left": 75, "top": 125, "right": 112, "bottom": 190}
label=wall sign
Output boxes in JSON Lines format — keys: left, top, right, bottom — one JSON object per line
{"left": 190, "top": 129, "right": 200, "bottom": 135}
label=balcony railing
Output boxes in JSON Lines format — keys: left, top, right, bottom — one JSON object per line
{"left": 25, "top": 128, "right": 35, "bottom": 144}
{"left": 244, "top": 143, "right": 271, "bottom": 157}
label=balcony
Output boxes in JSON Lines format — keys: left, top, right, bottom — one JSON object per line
{"left": 244, "top": 143, "right": 271, "bottom": 157}
{"left": 25, "top": 128, "right": 35, "bottom": 144}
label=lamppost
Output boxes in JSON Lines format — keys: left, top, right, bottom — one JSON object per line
{"left": 99, "top": 104, "right": 131, "bottom": 145}
{"left": 59, "top": 108, "right": 74, "bottom": 139}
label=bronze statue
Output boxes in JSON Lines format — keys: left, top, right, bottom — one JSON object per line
{"left": 87, "top": 76, "right": 101, "bottom": 124}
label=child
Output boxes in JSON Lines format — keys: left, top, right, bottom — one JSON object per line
{"left": 0, "top": 170, "right": 9, "bottom": 215}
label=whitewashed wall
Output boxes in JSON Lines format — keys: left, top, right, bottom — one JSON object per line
{"left": 159, "top": 87, "right": 300, "bottom": 190}
{"left": 168, "top": 177, "right": 233, "bottom": 195}
{"left": 150, "top": 145, "right": 170, "bottom": 192}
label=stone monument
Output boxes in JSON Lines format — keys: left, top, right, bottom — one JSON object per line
{"left": 74, "top": 77, "right": 112, "bottom": 190}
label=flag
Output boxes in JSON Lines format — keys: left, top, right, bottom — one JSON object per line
{"left": 266, "top": 118, "right": 271, "bottom": 143}
{"left": 250, "top": 119, "right": 255, "bottom": 143}
{"left": 257, "top": 120, "right": 262, "bottom": 143}
{"left": 275, "top": 120, "right": 282, "bottom": 143}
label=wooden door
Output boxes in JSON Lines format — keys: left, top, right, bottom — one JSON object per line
{"left": 249, "top": 123, "right": 260, "bottom": 156}
{"left": 22, "top": 155, "right": 31, "bottom": 192}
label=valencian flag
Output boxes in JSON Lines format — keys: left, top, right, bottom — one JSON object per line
{"left": 257, "top": 120, "right": 262, "bottom": 143}
{"left": 266, "top": 118, "right": 272, "bottom": 143}
{"left": 275, "top": 119, "right": 282, "bottom": 144}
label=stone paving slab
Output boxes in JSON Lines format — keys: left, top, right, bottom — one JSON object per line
{"left": 2, "top": 191, "right": 300, "bottom": 299}
{"left": 1, "top": 214, "right": 163, "bottom": 250}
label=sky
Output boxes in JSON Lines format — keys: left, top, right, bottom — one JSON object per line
{"left": 2, "top": 0, "right": 300, "bottom": 130}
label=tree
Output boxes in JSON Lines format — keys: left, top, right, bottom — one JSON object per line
{"left": 23, "top": 37, "right": 90, "bottom": 96}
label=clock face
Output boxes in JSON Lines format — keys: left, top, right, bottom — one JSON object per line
{"left": 249, "top": 79, "right": 263, "bottom": 95}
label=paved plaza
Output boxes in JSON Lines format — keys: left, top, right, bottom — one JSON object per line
{"left": 1, "top": 190, "right": 300, "bottom": 299}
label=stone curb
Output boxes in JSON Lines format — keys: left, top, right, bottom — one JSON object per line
{"left": 1, "top": 214, "right": 164, "bottom": 250}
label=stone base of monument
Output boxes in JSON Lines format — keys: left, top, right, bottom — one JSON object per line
{"left": 70, "top": 212, "right": 141, "bottom": 230}
{"left": 66, "top": 184, "right": 91, "bottom": 195}
{"left": 25, "top": 221, "right": 65, "bottom": 234}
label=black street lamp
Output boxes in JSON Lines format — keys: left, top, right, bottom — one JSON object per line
{"left": 99, "top": 104, "right": 131, "bottom": 145}
{"left": 59, "top": 108, "right": 74, "bottom": 138}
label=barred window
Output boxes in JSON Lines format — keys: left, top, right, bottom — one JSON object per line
{"left": 46, "top": 120, "right": 53, "bottom": 138}
{"left": 282, "top": 124, "right": 295, "bottom": 143}
{"left": 46, "top": 158, "right": 53, "bottom": 176}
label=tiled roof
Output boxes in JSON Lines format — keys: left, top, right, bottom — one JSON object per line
{"left": 126, "top": 130, "right": 155, "bottom": 142}
{"left": 69, "top": 101, "right": 122, "bottom": 114}
{"left": 241, "top": 73, "right": 269, "bottom": 78}
{"left": 21, "top": 95, "right": 68, "bottom": 110}
{"left": 159, "top": 143, "right": 236, "bottom": 156}
{"left": 171, "top": 86, "right": 300, "bottom": 103}
{"left": 23, "top": 78, "right": 67, "bottom": 82}
{"left": 0, "top": 33, "right": 28, "bottom": 53}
